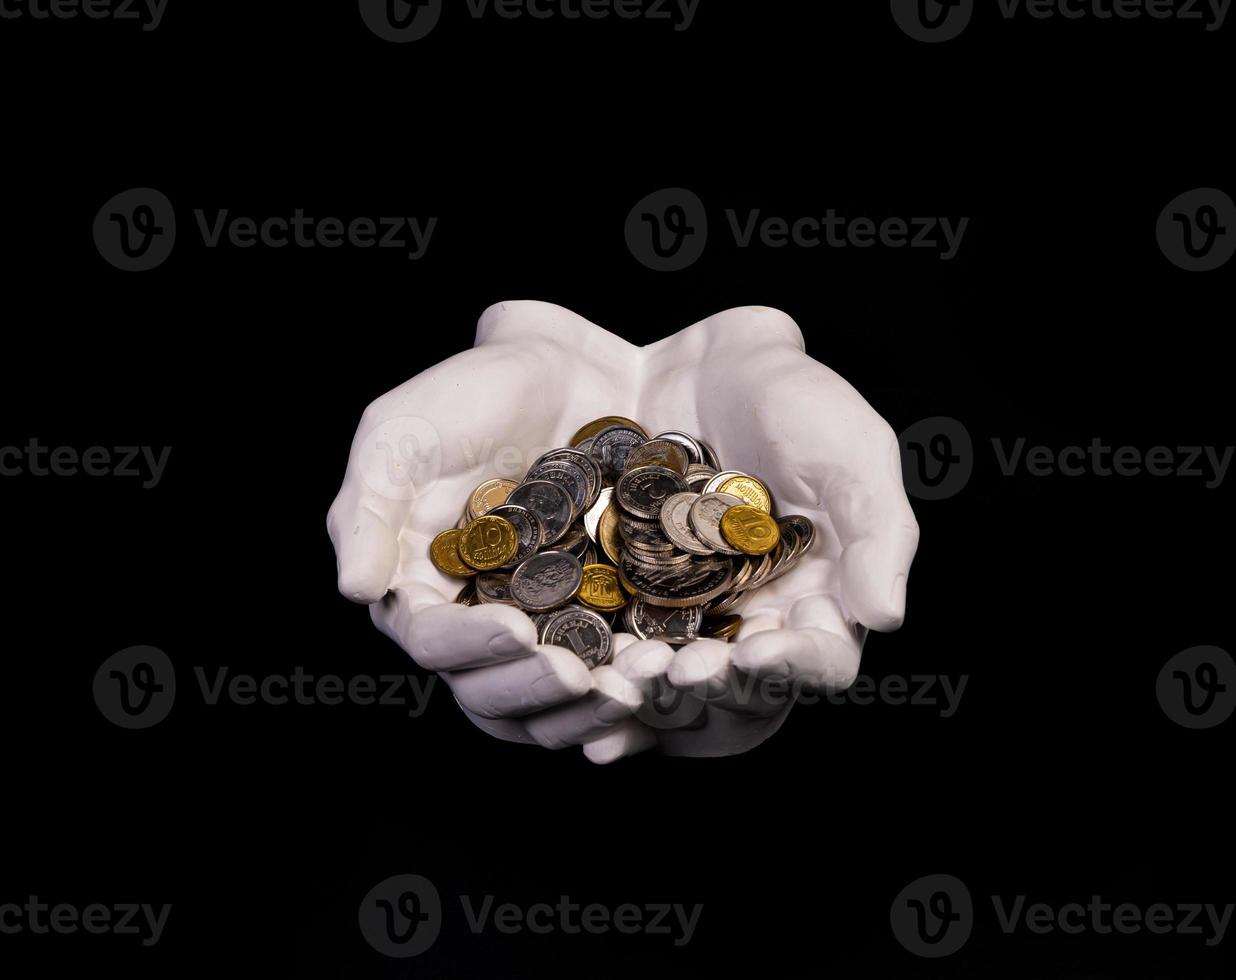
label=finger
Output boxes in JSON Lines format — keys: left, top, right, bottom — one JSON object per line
{"left": 832, "top": 439, "right": 920, "bottom": 631}
{"left": 456, "top": 704, "right": 538, "bottom": 745}
{"left": 373, "top": 592, "right": 539, "bottom": 671}
{"left": 522, "top": 666, "right": 644, "bottom": 750}
{"left": 446, "top": 646, "right": 593, "bottom": 719}
{"left": 612, "top": 639, "right": 676, "bottom": 691}
{"left": 582, "top": 719, "right": 658, "bottom": 765}
{"left": 327, "top": 480, "right": 408, "bottom": 604}
{"left": 665, "top": 638, "right": 779, "bottom": 717}
{"left": 731, "top": 594, "right": 862, "bottom": 693}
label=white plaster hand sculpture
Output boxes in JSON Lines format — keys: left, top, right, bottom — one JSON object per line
{"left": 327, "top": 301, "right": 919, "bottom": 762}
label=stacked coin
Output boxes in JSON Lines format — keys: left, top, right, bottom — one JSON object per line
{"left": 431, "top": 416, "right": 815, "bottom": 668}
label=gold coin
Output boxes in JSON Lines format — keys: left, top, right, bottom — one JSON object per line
{"left": 576, "top": 564, "right": 628, "bottom": 612}
{"left": 430, "top": 529, "right": 477, "bottom": 578}
{"left": 702, "top": 614, "right": 743, "bottom": 640}
{"left": 468, "top": 478, "right": 518, "bottom": 520}
{"left": 716, "top": 474, "right": 773, "bottom": 513}
{"left": 598, "top": 501, "right": 623, "bottom": 565}
{"left": 457, "top": 515, "right": 520, "bottom": 571}
{"left": 570, "top": 416, "right": 649, "bottom": 447}
{"left": 719, "top": 505, "right": 781, "bottom": 556}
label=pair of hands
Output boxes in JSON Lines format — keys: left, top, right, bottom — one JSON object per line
{"left": 326, "top": 301, "right": 919, "bottom": 761}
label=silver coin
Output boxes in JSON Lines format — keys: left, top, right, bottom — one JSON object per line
{"left": 702, "top": 470, "right": 749, "bottom": 496}
{"left": 557, "top": 522, "right": 590, "bottom": 559}
{"left": 510, "top": 550, "right": 584, "bottom": 613}
{"left": 618, "top": 512, "right": 676, "bottom": 551}
{"left": 697, "top": 439, "right": 721, "bottom": 470}
{"left": 652, "top": 430, "right": 704, "bottom": 466}
{"left": 688, "top": 492, "right": 745, "bottom": 556}
{"left": 619, "top": 554, "right": 733, "bottom": 608}
{"left": 658, "top": 491, "right": 714, "bottom": 556}
{"left": 779, "top": 514, "right": 816, "bottom": 556}
{"left": 616, "top": 465, "right": 689, "bottom": 520}
{"left": 539, "top": 605, "right": 613, "bottom": 669}
{"left": 765, "top": 523, "right": 802, "bottom": 584}
{"left": 488, "top": 503, "right": 544, "bottom": 570}
{"left": 576, "top": 437, "right": 595, "bottom": 453}
{"left": 623, "top": 545, "right": 693, "bottom": 568}
{"left": 583, "top": 487, "right": 614, "bottom": 544}
{"left": 623, "top": 598, "right": 704, "bottom": 644}
{"left": 590, "top": 425, "right": 647, "bottom": 481}
{"left": 506, "top": 480, "right": 574, "bottom": 545}
{"left": 524, "top": 458, "right": 590, "bottom": 518}
{"left": 685, "top": 464, "right": 718, "bottom": 493}
{"left": 624, "top": 439, "right": 690, "bottom": 476}
{"left": 476, "top": 572, "right": 515, "bottom": 605}
{"left": 535, "top": 447, "right": 602, "bottom": 510}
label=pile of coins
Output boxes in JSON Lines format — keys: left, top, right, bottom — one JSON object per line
{"left": 430, "top": 416, "right": 815, "bottom": 669}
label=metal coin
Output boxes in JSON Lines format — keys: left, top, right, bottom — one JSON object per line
{"left": 624, "top": 439, "right": 690, "bottom": 476}
{"left": 570, "top": 416, "right": 648, "bottom": 448}
{"left": 524, "top": 458, "right": 590, "bottom": 518}
{"left": 685, "top": 464, "right": 718, "bottom": 493}
{"left": 615, "top": 465, "right": 689, "bottom": 520}
{"left": 558, "top": 521, "right": 591, "bottom": 559}
{"left": 457, "top": 516, "right": 520, "bottom": 571}
{"left": 576, "top": 564, "right": 628, "bottom": 612}
{"left": 510, "top": 550, "right": 584, "bottom": 613}
{"left": 468, "top": 478, "right": 519, "bottom": 520}
{"left": 659, "top": 492, "right": 714, "bottom": 556}
{"left": 702, "top": 470, "right": 747, "bottom": 495}
{"left": 688, "top": 492, "right": 745, "bottom": 556}
{"left": 697, "top": 439, "right": 721, "bottom": 470}
{"left": 720, "top": 505, "right": 781, "bottom": 556}
{"left": 598, "top": 502, "right": 623, "bottom": 565}
{"left": 618, "top": 555, "right": 733, "bottom": 609}
{"left": 618, "top": 512, "right": 676, "bottom": 551}
{"left": 623, "top": 546, "right": 693, "bottom": 568}
{"left": 623, "top": 598, "right": 704, "bottom": 643}
{"left": 716, "top": 473, "right": 773, "bottom": 514}
{"left": 476, "top": 572, "right": 516, "bottom": 605}
{"left": 702, "top": 614, "right": 743, "bottom": 640}
{"left": 539, "top": 605, "right": 613, "bottom": 669}
{"left": 456, "top": 581, "right": 478, "bottom": 606}
{"left": 487, "top": 503, "right": 544, "bottom": 570}
{"left": 590, "top": 425, "right": 647, "bottom": 481}
{"left": 651, "top": 430, "right": 704, "bottom": 466}
{"left": 506, "top": 480, "right": 574, "bottom": 545}
{"left": 430, "top": 528, "right": 478, "bottom": 578}
{"left": 583, "top": 487, "right": 613, "bottom": 543}
{"left": 779, "top": 514, "right": 816, "bottom": 556}
{"left": 534, "top": 447, "right": 602, "bottom": 509}
{"left": 764, "top": 526, "right": 800, "bottom": 584}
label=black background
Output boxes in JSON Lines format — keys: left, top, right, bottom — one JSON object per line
{"left": 1, "top": 1, "right": 1232, "bottom": 977}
